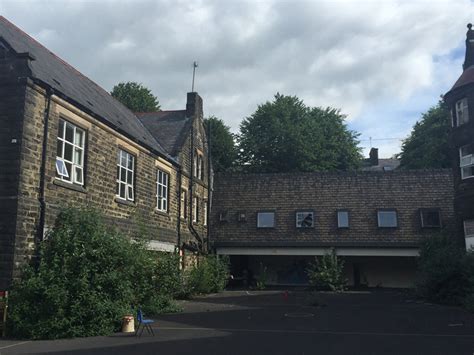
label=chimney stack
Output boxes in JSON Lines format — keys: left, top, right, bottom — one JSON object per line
{"left": 186, "top": 92, "right": 203, "bottom": 118}
{"left": 369, "top": 147, "right": 379, "bottom": 166}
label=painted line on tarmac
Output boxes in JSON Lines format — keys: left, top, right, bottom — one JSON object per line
{"left": 0, "top": 341, "right": 30, "bottom": 350}
{"left": 158, "top": 326, "right": 474, "bottom": 338}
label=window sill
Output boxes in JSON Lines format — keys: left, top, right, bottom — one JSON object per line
{"left": 155, "top": 209, "right": 170, "bottom": 218}
{"left": 114, "top": 197, "right": 135, "bottom": 207}
{"left": 53, "top": 179, "right": 87, "bottom": 194}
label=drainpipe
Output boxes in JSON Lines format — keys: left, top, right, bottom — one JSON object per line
{"left": 177, "top": 166, "right": 182, "bottom": 252}
{"left": 206, "top": 120, "right": 212, "bottom": 252}
{"left": 38, "top": 87, "right": 53, "bottom": 241}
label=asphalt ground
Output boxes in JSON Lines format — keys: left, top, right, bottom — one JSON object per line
{"left": 1, "top": 290, "right": 474, "bottom": 355}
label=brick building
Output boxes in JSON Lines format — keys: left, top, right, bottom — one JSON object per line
{"left": 0, "top": 17, "right": 209, "bottom": 290}
{"left": 444, "top": 24, "right": 474, "bottom": 250}
{"left": 211, "top": 171, "right": 455, "bottom": 288}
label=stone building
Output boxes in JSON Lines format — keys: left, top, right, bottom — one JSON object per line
{"left": 211, "top": 170, "right": 455, "bottom": 288}
{"left": 0, "top": 16, "right": 209, "bottom": 289}
{"left": 444, "top": 24, "right": 474, "bottom": 250}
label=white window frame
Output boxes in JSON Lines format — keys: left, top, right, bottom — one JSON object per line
{"left": 156, "top": 169, "right": 169, "bottom": 212}
{"left": 181, "top": 190, "right": 187, "bottom": 219}
{"left": 460, "top": 144, "right": 474, "bottom": 179}
{"left": 203, "top": 200, "right": 208, "bottom": 226}
{"left": 192, "top": 196, "right": 198, "bottom": 223}
{"left": 455, "top": 98, "right": 469, "bottom": 126}
{"left": 296, "top": 211, "right": 314, "bottom": 228}
{"left": 465, "top": 220, "right": 474, "bottom": 250}
{"left": 116, "top": 149, "right": 135, "bottom": 201}
{"left": 193, "top": 152, "right": 198, "bottom": 178}
{"left": 56, "top": 119, "right": 85, "bottom": 185}
{"left": 465, "top": 220, "right": 474, "bottom": 238}
{"left": 198, "top": 155, "right": 203, "bottom": 180}
{"left": 377, "top": 210, "right": 398, "bottom": 228}
{"left": 257, "top": 212, "right": 275, "bottom": 228}
{"left": 337, "top": 210, "right": 350, "bottom": 228}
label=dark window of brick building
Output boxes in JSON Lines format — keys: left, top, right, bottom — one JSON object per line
{"left": 460, "top": 143, "right": 474, "bottom": 179}
{"left": 420, "top": 209, "right": 441, "bottom": 228}
{"left": 257, "top": 212, "right": 275, "bottom": 228}
{"left": 377, "top": 210, "right": 397, "bottom": 228}
{"left": 296, "top": 211, "right": 314, "bottom": 228}
{"left": 337, "top": 210, "right": 349, "bottom": 228}
{"left": 455, "top": 98, "right": 469, "bottom": 126}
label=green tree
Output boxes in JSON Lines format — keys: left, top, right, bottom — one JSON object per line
{"left": 111, "top": 82, "right": 160, "bottom": 112}
{"left": 398, "top": 100, "right": 451, "bottom": 169}
{"left": 238, "top": 94, "right": 362, "bottom": 172}
{"left": 204, "top": 116, "right": 238, "bottom": 172}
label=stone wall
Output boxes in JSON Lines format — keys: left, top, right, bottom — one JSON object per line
{"left": 5, "top": 82, "right": 209, "bottom": 288}
{"left": 211, "top": 170, "right": 456, "bottom": 247}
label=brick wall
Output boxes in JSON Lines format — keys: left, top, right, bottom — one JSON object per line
{"left": 445, "top": 84, "right": 474, "bottom": 222}
{"left": 211, "top": 170, "right": 456, "bottom": 247}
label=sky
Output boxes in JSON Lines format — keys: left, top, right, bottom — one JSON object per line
{"left": 1, "top": 0, "right": 473, "bottom": 157}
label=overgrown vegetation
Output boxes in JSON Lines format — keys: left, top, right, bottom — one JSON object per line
{"left": 416, "top": 234, "right": 474, "bottom": 307}
{"left": 255, "top": 262, "right": 268, "bottom": 290}
{"left": 188, "top": 255, "right": 230, "bottom": 294}
{"left": 7, "top": 207, "right": 228, "bottom": 340}
{"left": 307, "top": 249, "right": 347, "bottom": 292}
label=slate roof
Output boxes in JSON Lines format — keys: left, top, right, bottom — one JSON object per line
{"left": 0, "top": 16, "right": 172, "bottom": 161}
{"left": 136, "top": 110, "right": 192, "bottom": 157}
{"left": 361, "top": 158, "right": 400, "bottom": 172}
{"left": 446, "top": 65, "right": 474, "bottom": 96}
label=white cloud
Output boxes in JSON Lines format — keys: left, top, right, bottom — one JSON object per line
{"left": 2, "top": 0, "right": 473, "bottom": 156}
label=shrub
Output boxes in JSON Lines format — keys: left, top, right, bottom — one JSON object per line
{"left": 256, "top": 263, "right": 268, "bottom": 290}
{"left": 416, "top": 235, "right": 472, "bottom": 305}
{"left": 188, "top": 255, "right": 230, "bottom": 294}
{"left": 7, "top": 207, "right": 178, "bottom": 339}
{"left": 307, "top": 249, "right": 347, "bottom": 292}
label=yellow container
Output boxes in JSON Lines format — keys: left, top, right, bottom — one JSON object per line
{"left": 121, "top": 315, "right": 135, "bottom": 333}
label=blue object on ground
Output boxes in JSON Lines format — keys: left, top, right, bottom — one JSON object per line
{"left": 136, "top": 307, "right": 155, "bottom": 337}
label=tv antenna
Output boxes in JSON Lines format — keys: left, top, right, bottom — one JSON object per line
{"left": 191, "top": 61, "right": 198, "bottom": 92}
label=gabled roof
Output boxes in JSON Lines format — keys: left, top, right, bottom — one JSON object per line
{"left": 136, "top": 110, "right": 192, "bottom": 157}
{"left": 446, "top": 65, "right": 474, "bottom": 96}
{"left": 0, "top": 16, "right": 172, "bottom": 161}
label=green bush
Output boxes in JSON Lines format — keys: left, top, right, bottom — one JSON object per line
{"left": 7, "top": 207, "right": 179, "bottom": 339}
{"left": 307, "top": 249, "right": 347, "bottom": 292}
{"left": 416, "top": 235, "right": 472, "bottom": 305}
{"left": 188, "top": 255, "right": 230, "bottom": 294}
{"left": 256, "top": 262, "right": 268, "bottom": 290}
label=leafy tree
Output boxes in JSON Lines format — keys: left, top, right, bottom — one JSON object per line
{"left": 111, "top": 82, "right": 160, "bottom": 112}
{"left": 238, "top": 94, "right": 362, "bottom": 172}
{"left": 398, "top": 100, "right": 451, "bottom": 169}
{"left": 203, "top": 116, "right": 238, "bottom": 172}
